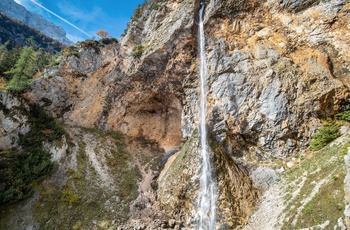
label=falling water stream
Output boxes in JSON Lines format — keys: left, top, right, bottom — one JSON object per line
{"left": 197, "top": 5, "right": 217, "bottom": 230}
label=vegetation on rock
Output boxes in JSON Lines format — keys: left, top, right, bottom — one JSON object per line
{"left": 131, "top": 44, "right": 144, "bottom": 58}
{"left": 309, "top": 125, "right": 341, "bottom": 151}
{"left": 62, "top": 38, "right": 118, "bottom": 58}
{"left": 96, "top": 30, "right": 111, "bottom": 39}
{"left": 309, "top": 112, "right": 350, "bottom": 151}
{"left": 281, "top": 134, "right": 347, "bottom": 229}
{"left": 6, "top": 46, "right": 37, "bottom": 92}
{"left": 0, "top": 42, "right": 60, "bottom": 91}
{"left": 30, "top": 127, "right": 145, "bottom": 229}
{"left": 0, "top": 105, "right": 64, "bottom": 204}
{"left": 0, "top": 13, "right": 64, "bottom": 52}
{"left": 132, "top": 0, "right": 165, "bottom": 20}
{"left": 336, "top": 110, "right": 350, "bottom": 122}
{"left": 1, "top": 0, "right": 350, "bottom": 228}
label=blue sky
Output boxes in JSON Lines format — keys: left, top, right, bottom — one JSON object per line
{"left": 14, "top": 0, "right": 145, "bottom": 42}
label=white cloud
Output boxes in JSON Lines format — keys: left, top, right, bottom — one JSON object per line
{"left": 67, "top": 34, "right": 84, "bottom": 43}
{"left": 57, "top": 1, "right": 102, "bottom": 22}
{"left": 29, "top": 0, "right": 92, "bottom": 38}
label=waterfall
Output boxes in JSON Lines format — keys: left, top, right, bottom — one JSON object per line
{"left": 197, "top": 5, "right": 217, "bottom": 230}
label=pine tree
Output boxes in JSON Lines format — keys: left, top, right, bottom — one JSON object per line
{"left": 0, "top": 41, "right": 9, "bottom": 63}
{"left": 36, "top": 48, "right": 53, "bottom": 71}
{"left": 1, "top": 45, "right": 22, "bottom": 80}
{"left": 133, "top": 4, "right": 142, "bottom": 19}
{"left": 0, "top": 41, "right": 10, "bottom": 77}
{"left": 6, "top": 46, "right": 37, "bottom": 92}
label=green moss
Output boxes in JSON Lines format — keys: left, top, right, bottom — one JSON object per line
{"left": 210, "top": 139, "right": 260, "bottom": 228}
{"left": 73, "top": 221, "right": 83, "bottom": 230}
{"left": 168, "top": 131, "right": 197, "bottom": 175}
{"left": 61, "top": 185, "right": 80, "bottom": 205}
{"left": 341, "top": 144, "right": 350, "bottom": 155}
{"left": 156, "top": 129, "right": 203, "bottom": 215}
{"left": 107, "top": 147, "right": 140, "bottom": 204}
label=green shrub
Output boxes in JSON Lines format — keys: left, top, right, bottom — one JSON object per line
{"left": 19, "top": 105, "right": 65, "bottom": 148}
{"left": 0, "top": 105, "right": 63, "bottom": 204}
{"left": 0, "top": 148, "right": 56, "bottom": 203}
{"left": 309, "top": 125, "right": 341, "bottom": 151}
{"left": 63, "top": 46, "right": 80, "bottom": 58}
{"left": 100, "top": 38, "right": 118, "bottom": 45}
{"left": 153, "top": 4, "right": 160, "bottom": 10}
{"left": 78, "top": 39, "right": 100, "bottom": 54}
{"left": 336, "top": 110, "right": 350, "bottom": 121}
{"left": 50, "top": 60, "right": 61, "bottom": 67}
{"left": 131, "top": 44, "right": 144, "bottom": 58}
{"left": 340, "top": 144, "right": 350, "bottom": 155}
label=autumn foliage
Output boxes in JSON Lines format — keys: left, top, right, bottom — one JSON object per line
{"left": 96, "top": 30, "right": 110, "bottom": 39}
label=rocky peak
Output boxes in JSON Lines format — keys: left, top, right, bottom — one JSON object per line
{"left": 0, "top": 0, "right": 72, "bottom": 45}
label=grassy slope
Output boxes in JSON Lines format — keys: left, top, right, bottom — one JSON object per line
{"left": 0, "top": 126, "right": 165, "bottom": 230}
{"left": 280, "top": 132, "right": 348, "bottom": 229}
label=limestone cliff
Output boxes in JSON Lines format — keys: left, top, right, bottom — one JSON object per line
{"left": 1, "top": 0, "right": 350, "bottom": 229}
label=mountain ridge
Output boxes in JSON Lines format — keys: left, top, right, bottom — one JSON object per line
{"left": 0, "top": 0, "right": 72, "bottom": 45}
{"left": 0, "top": 13, "right": 64, "bottom": 52}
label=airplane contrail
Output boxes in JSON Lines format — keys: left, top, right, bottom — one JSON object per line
{"left": 29, "top": 0, "right": 92, "bottom": 38}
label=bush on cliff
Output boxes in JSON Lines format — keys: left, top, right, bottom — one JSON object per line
{"left": 309, "top": 125, "right": 341, "bottom": 151}
{"left": 336, "top": 110, "right": 350, "bottom": 122}
{"left": 131, "top": 44, "right": 144, "bottom": 58}
{"left": 0, "top": 105, "right": 64, "bottom": 204}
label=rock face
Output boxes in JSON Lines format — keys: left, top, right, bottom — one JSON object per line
{"left": 2, "top": 0, "right": 350, "bottom": 228}
{"left": 30, "top": 0, "right": 350, "bottom": 227}
{"left": 190, "top": 0, "right": 350, "bottom": 160}
{"left": 157, "top": 131, "right": 259, "bottom": 229}
{"left": 31, "top": 75, "right": 68, "bottom": 119}
{"left": 0, "top": 91, "right": 30, "bottom": 149}
{"left": 0, "top": 0, "right": 72, "bottom": 45}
